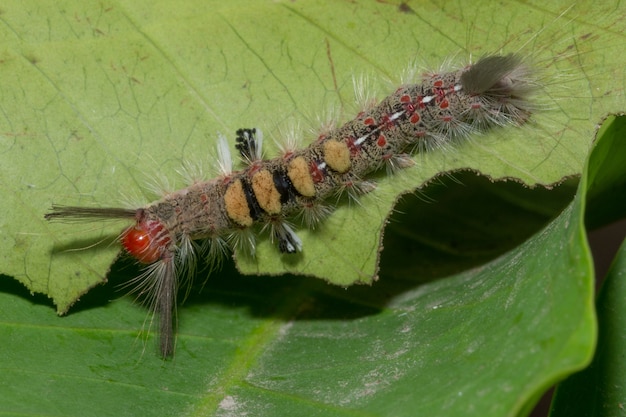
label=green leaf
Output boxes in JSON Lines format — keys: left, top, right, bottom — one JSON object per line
{"left": 0, "top": 1, "right": 625, "bottom": 416}
{"left": 549, "top": 238, "right": 626, "bottom": 416}
{"left": 547, "top": 115, "right": 626, "bottom": 416}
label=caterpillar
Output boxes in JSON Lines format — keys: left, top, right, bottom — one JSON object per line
{"left": 45, "top": 54, "right": 536, "bottom": 357}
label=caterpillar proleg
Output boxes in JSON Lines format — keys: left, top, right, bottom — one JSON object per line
{"left": 46, "top": 54, "right": 537, "bottom": 357}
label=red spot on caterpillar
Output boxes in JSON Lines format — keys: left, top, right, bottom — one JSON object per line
{"left": 401, "top": 95, "right": 422, "bottom": 123}
{"left": 439, "top": 99, "right": 449, "bottom": 109}
{"left": 433, "top": 79, "right": 443, "bottom": 87}
{"left": 434, "top": 88, "right": 446, "bottom": 103}
{"left": 309, "top": 160, "right": 325, "bottom": 183}
{"left": 377, "top": 135, "right": 387, "bottom": 147}
{"left": 248, "top": 161, "right": 263, "bottom": 176}
{"left": 122, "top": 220, "right": 170, "bottom": 264}
{"left": 401, "top": 97, "right": 415, "bottom": 112}
{"left": 364, "top": 117, "right": 376, "bottom": 126}
{"left": 346, "top": 136, "right": 360, "bottom": 156}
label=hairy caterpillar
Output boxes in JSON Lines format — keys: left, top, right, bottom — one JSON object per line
{"left": 45, "top": 54, "right": 536, "bottom": 357}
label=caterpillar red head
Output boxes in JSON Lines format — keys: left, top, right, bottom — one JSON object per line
{"left": 121, "top": 216, "right": 172, "bottom": 264}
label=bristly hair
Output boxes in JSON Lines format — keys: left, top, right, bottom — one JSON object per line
{"left": 216, "top": 133, "right": 233, "bottom": 176}
{"left": 44, "top": 205, "right": 137, "bottom": 221}
{"left": 122, "top": 255, "right": 177, "bottom": 357}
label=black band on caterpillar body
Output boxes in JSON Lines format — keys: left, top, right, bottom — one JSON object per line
{"left": 45, "top": 54, "right": 536, "bottom": 357}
